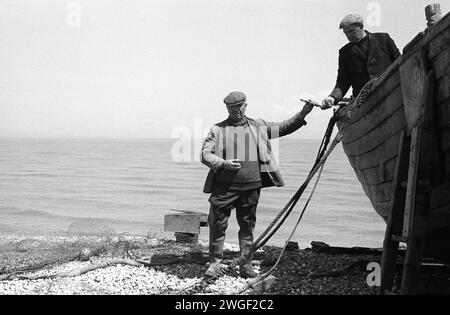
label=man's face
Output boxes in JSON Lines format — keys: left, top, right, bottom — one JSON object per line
{"left": 343, "top": 24, "right": 364, "bottom": 43}
{"left": 227, "top": 103, "right": 247, "bottom": 122}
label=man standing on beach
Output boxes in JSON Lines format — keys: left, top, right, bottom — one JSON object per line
{"left": 322, "top": 14, "right": 401, "bottom": 109}
{"left": 200, "top": 91, "right": 314, "bottom": 278}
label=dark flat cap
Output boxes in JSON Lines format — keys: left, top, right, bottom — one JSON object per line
{"left": 339, "top": 14, "right": 364, "bottom": 29}
{"left": 224, "top": 91, "right": 246, "bottom": 106}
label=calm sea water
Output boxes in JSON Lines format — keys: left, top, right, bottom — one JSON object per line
{"left": 0, "top": 138, "right": 385, "bottom": 248}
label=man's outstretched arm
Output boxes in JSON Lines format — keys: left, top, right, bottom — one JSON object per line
{"left": 255, "top": 102, "right": 314, "bottom": 139}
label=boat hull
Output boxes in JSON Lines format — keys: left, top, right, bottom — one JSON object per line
{"left": 336, "top": 12, "right": 450, "bottom": 259}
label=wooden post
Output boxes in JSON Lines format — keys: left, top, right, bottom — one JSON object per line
{"left": 399, "top": 48, "right": 435, "bottom": 294}
{"left": 400, "top": 71, "right": 435, "bottom": 294}
{"left": 425, "top": 4, "right": 441, "bottom": 27}
{"left": 379, "top": 131, "right": 410, "bottom": 294}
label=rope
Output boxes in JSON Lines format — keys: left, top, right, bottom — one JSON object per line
{"left": 236, "top": 163, "right": 326, "bottom": 294}
{"left": 234, "top": 78, "right": 379, "bottom": 293}
{"left": 176, "top": 78, "right": 378, "bottom": 295}
{"left": 15, "top": 258, "right": 141, "bottom": 280}
{"left": 250, "top": 119, "right": 336, "bottom": 251}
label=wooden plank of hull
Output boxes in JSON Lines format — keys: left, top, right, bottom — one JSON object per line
{"left": 367, "top": 199, "right": 391, "bottom": 220}
{"left": 431, "top": 45, "right": 450, "bottom": 80}
{"left": 428, "top": 182, "right": 450, "bottom": 234}
{"left": 441, "top": 125, "right": 450, "bottom": 154}
{"left": 362, "top": 181, "right": 395, "bottom": 205}
{"left": 435, "top": 74, "right": 450, "bottom": 104}
{"left": 446, "top": 147, "right": 450, "bottom": 177}
{"left": 342, "top": 106, "right": 406, "bottom": 156}
{"left": 340, "top": 74, "right": 402, "bottom": 144}
{"left": 346, "top": 131, "right": 403, "bottom": 170}
{"left": 428, "top": 22, "right": 450, "bottom": 60}
{"left": 355, "top": 156, "right": 396, "bottom": 186}
{"left": 437, "top": 97, "right": 450, "bottom": 129}
{"left": 431, "top": 182, "right": 450, "bottom": 210}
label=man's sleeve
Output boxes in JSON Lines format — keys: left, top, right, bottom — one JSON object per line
{"left": 255, "top": 111, "right": 307, "bottom": 139}
{"left": 386, "top": 34, "right": 401, "bottom": 62}
{"left": 200, "top": 127, "right": 225, "bottom": 172}
{"left": 329, "top": 51, "right": 352, "bottom": 103}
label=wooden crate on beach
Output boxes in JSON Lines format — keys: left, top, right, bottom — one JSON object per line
{"left": 164, "top": 209, "right": 208, "bottom": 243}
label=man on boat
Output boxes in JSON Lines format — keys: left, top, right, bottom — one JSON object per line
{"left": 322, "top": 14, "right": 401, "bottom": 109}
{"left": 200, "top": 91, "right": 314, "bottom": 278}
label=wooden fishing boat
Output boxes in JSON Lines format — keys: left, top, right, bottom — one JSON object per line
{"left": 335, "top": 5, "right": 450, "bottom": 293}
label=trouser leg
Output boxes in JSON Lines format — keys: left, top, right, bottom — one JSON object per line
{"left": 208, "top": 204, "right": 232, "bottom": 262}
{"left": 236, "top": 189, "right": 260, "bottom": 277}
{"left": 236, "top": 204, "right": 257, "bottom": 265}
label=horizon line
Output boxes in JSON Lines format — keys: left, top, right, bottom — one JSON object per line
{"left": 0, "top": 136, "right": 324, "bottom": 140}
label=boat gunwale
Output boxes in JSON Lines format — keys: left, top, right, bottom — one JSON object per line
{"left": 337, "top": 10, "right": 450, "bottom": 120}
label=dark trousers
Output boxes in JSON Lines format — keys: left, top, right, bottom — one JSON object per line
{"left": 208, "top": 188, "right": 261, "bottom": 264}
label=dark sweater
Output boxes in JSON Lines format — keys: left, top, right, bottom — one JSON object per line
{"left": 330, "top": 31, "right": 401, "bottom": 102}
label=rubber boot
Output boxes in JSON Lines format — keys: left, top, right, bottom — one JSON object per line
{"left": 206, "top": 204, "right": 229, "bottom": 278}
{"left": 205, "top": 258, "right": 222, "bottom": 278}
{"left": 239, "top": 243, "right": 258, "bottom": 279}
{"left": 205, "top": 230, "right": 225, "bottom": 278}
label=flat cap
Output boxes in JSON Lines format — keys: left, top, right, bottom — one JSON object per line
{"left": 223, "top": 91, "right": 246, "bottom": 106}
{"left": 339, "top": 14, "right": 364, "bottom": 29}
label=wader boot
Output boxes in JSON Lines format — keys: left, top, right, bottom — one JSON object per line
{"left": 236, "top": 202, "right": 258, "bottom": 279}
{"left": 239, "top": 240, "right": 258, "bottom": 279}
{"left": 205, "top": 205, "right": 228, "bottom": 278}
{"left": 205, "top": 238, "right": 224, "bottom": 277}
{"left": 205, "top": 257, "right": 222, "bottom": 278}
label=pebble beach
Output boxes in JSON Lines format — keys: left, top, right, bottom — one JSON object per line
{"left": 0, "top": 234, "right": 380, "bottom": 295}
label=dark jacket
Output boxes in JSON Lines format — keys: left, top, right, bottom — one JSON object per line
{"left": 200, "top": 112, "right": 307, "bottom": 193}
{"left": 330, "top": 31, "right": 401, "bottom": 102}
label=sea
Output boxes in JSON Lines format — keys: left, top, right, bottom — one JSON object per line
{"left": 0, "top": 138, "right": 386, "bottom": 249}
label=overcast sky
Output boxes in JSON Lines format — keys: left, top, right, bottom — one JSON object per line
{"left": 0, "top": 0, "right": 446, "bottom": 138}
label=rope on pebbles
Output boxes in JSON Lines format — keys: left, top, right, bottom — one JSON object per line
{"left": 14, "top": 258, "right": 141, "bottom": 281}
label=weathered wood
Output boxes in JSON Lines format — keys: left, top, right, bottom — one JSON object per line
{"left": 430, "top": 182, "right": 450, "bottom": 209}
{"left": 446, "top": 150, "right": 450, "bottom": 176}
{"left": 341, "top": 90, "right": 403, "bottom": 146}
{"left": 354, "top": 73, "right": 402, "bottom": 119}
{"left": 428, "top": 203, "right": 450, "bottom": 232}
{"left": 435, "top": 74, "right": 450, "bottom": 104}
{"left": 437, "top": 97, "right": 450, "bottom": 129}
{"left": 338, "top": 73, "right": 402, "bottom": 143}
{"left": 380, "top": 131, "right": 410, "bottom": 294}
{"left": 403, "top": 125, "right": 421, "bottom": 238}
{"left": 337, "top": 57, "right": 403, "bottom": 124}
{"left": 401, "top": 68, "right": 435, "bottom": 295}
{"left": 440, "top": 126, "right": 450, "bottom": 154}
{"left": 425, "top": 4, "right": 442, "bottom": 27}
{"left": 400, "top": 51, "right": 430, "bottom": 237}
{"left": 347, "top": 132, "right": 401, "bottom": 170}
{"left": 369, "top": 200, "right": 391, "bottom": 220}
{"left": 175, "top": 232, "right": 198, "bottom": 244}
{"left": 310, "top": 241, "right": 383, "bottom": 255}
{"left": 364, "top": 182, "right": 395, "bottom": 204}
{"left": 342, "top": 107, "right": 406, "bottom": 155}
{"left": 431, "top": 46, "right": 450, "bottom": 80}
{"left": 355, "top": 156, "right": 396, "bottom": 185}
{"left": 164, "top": 211, "right": 208, "bottom": 235}
{"left": 428, "top": 20, "right": 450, "bottom": 59}
{"left": 402, "top": 11, "right": 450, "bottom": 60}
{"left": 400, "top": 51, "right": 430, "bottom": 135}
